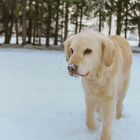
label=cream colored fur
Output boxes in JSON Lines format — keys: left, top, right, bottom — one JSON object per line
{"left": 64, "top": 30, "right": 132, "bottom": 140}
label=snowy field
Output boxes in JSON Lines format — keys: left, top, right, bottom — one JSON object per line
{"left": 0, "top": 48, "right": 140, "bottom": 140}
{"left": 0, "top": 36, "right": 139, "bottom": 47}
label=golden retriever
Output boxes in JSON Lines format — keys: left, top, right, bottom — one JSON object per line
{"left": 64, "top": 30, "right": 132, "bottom": 140}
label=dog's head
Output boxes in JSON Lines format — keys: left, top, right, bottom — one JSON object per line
{"left": 64, "top": 31, "right": 115, "bottom": 78}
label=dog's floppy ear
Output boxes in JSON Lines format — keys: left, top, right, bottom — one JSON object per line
{"left": 102, "top": 38, "right": 115, "bottom": 67}
{"left": 64, "top": 35, "right": 74, "bottom": 62}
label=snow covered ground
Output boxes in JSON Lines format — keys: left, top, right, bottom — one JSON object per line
{"left": 0, "top": 48, "right": 140, "bottom": 140}
{"left": 0, "top": 36, "right": 55, "bottom": 45}
{"left": 0, "top": 36, "right": 139, "bottom": 47}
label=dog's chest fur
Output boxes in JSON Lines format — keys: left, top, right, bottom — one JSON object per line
{"left": 82, "top": 76, "right": 111, "bottom": 101}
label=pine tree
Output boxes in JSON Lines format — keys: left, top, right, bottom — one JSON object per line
{"left": 129, "top": 0, "right": 140, "bottom": 47}
{"left": 92, "top": 0, "right": 106, "bottom": 32}
{"left": 1, "top": 0, "right": 16, "bottom": 44}
{"left": 21, "top": 0, "right": 27, "bottom": 45}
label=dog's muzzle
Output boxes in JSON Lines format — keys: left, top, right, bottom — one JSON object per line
{"left": 67, "top": 64, "right": 78, "bottom": 73}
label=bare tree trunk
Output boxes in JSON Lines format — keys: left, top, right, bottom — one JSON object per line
{"left": 27, "top": 0, "right": 32, "bottom": 44}
{"left": 4, "top": 19, "right": 11, "bottom": 44}
{"left": 3, "top": 0, "right": 15, "bottom": 44}
{"left": 116, "top": 14, "right": 122, "bottom": 35}
{"left": 108, "top": 14, "right": 112, "bottom": 35}
{"left": 64, "top": 1, "right": 69, "bottom": 41}
{"left": 98, "top": 8, "right": 102, "bottom": 32}
{"left": 36, "top": 23, "right": 39, "bottom": 45}
{"left": 36, "top": 1, "right": 39, "bottom": 45}
{"left": 75, "top": 3, "right": 79, "bottom": 34}
{"left": 60, "top": 1, "right": 64, "bottom": 44}
{"left": 8, "top": 19, "right": 14, "bottom": 44}
{"left": 39, "top": 30, "right": 41, "bottom": 46}
{"left": 79, "top": 5, "right": 83, "bottom": 32}
{"left": 116, "top": 0, "right": 123, "bottom": 35}
{"left": 124, "top": 17, "right": 128, "bottom": 38}
{"left": 124, "top": 2, "right": 128, "bottom": 38}
{"left": 46, "top": 1, "right": 52, "bottom": 47}
{"left": 27, "top": 18, "right": 32, "bottom": 44}
{"left": 22, "top": 0, "right": 27, "bottom": 46}
{"left": 33, "top": 20, "right": 36, "bottom": 45}
{"left": 138, "top": 24, "right": 140, "bottom": 47}
{"left": 2, "top": 3, "right": 9, "bottom": 44}
{"left": 54, "top": 0, "right": 60, "bottom": 45}
{"left": 75, "top": 15, "right": 78, "bottom": 34}
{"left": 38, "top": 5, "right": 41, "bottom": 46}
{"left": 15, "top": 19, "right": 19, "bottom": 44}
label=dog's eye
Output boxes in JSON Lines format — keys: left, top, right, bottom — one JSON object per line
{"left": 70, "top": 48, "right": 73, "bottom": 54}
{"left": 84, "top": 49, "right": 92, "bottom": 56}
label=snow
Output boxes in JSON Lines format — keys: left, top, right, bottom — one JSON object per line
{"left": 128, "top": 40, "right": 139, "bottom": 47}
{"left": 0, "top": 36, "right": 55, "bottom": 45}
{"left": 0, "top": 35, "right": 139, "bottom": 47}
{"left": 0, "top": 48, "right": 140, "bottom": 140}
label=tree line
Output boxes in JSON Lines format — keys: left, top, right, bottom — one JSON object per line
{"left": 0, "top": 0, "right": 139, "bottom": 47}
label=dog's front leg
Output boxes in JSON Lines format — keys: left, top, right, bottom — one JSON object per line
{"left": 85, "top": 94, "right": 96, "bottom": 129}
{"left": 101, "top": 97, "right": 115, "bottom": 140}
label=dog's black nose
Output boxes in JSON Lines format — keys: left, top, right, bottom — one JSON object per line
{"left": 67, "top": 64, "right": 77, "bottom": 72}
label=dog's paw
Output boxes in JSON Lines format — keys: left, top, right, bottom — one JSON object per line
{"left": 86, "top": 121, "right": 96, "bottom": 129}
{"left": 116, "top": 113, "right": 124, "bottom": 120}
{"left": 100, "top": 134, "right": 111, "bottom": 140}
